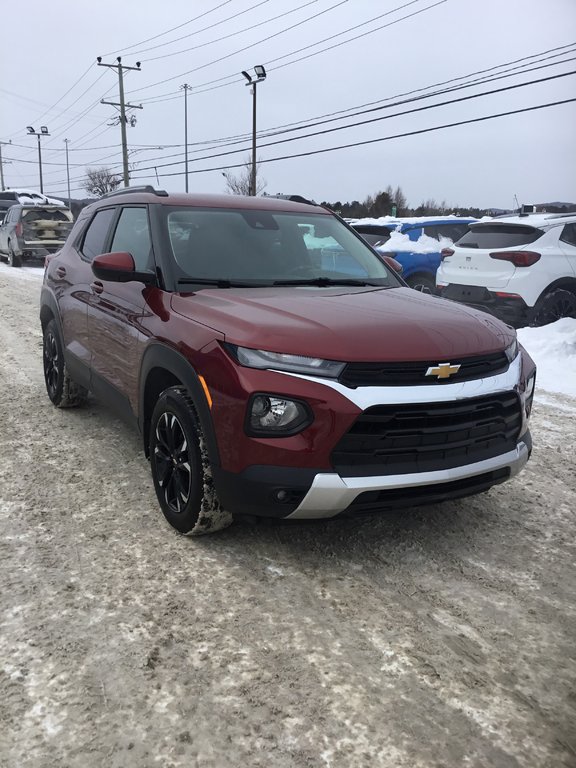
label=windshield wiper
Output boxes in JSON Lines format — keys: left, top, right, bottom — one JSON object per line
{"left": 273, "top": 277, "right": 381, "bottom": 287}
{"left": 176, "top": 277, "right": 263, "bottom": 288}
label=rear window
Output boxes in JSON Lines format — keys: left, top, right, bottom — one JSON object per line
{"left": 456, "top": 224, "right": 543, "bottom": 249}
{"left": 22, "top": 208, "right": 72, "bottom": 222}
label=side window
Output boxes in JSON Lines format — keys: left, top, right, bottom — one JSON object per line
{"left": 110, "top": 207, "right": 152, "bottom": 270}
{"left": 81, "top": 208, "right": 116, "bottom": 261}
{"left": 559, "top": 223, "right": 576, "bottom": 247}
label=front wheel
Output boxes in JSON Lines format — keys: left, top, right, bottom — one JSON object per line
{"left": 406, "top": 274, "right": 436, "bottom": 293}
{"left": 529, "top": 289, "right": 576, "bottom": 327}
{"left": 149, "top": 386, "right": 232, "bottom": 536}
{"left": 43, "top": 319, "right": 88, "bottom": 407}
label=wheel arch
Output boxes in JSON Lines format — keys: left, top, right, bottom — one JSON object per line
{"left": 533, "top": 276, "right": 576, "bottom": 306}
{"left": 40, "top": 289, "right": 62, "bottom": 334}
{"left": 139, "top": 343, "right": 220, "bottom": 467}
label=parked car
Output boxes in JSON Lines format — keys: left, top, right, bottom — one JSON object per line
{"left": 436, "top": 213, "right": 576, "bottom": 327}
{"left": 352, "top": 218, "right": 477, "bottom": 291}
{"left": 0, "top": 204, "right": 73, "bottom": 267}
{"left": 40, "top": 187, "right": 535, "bottom": 536}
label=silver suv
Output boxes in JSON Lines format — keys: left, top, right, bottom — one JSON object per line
{"left": 0, "top": 204, "right": 73, "bottom": 267}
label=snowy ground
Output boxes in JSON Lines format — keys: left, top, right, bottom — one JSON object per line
{"left": 0, "top": 264, "right": 575, "bottom": 768}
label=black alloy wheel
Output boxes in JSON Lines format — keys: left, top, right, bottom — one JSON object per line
{"left": 153, "top": 411, "right": 193, "bottom": 516}
{"left": 43, "top": 325, "right": 60, "bottom": 401}
{"left": 149, "top": 386, "right": 232, "bottom": 535}
{"left": 42, "top": 319, "right": 88, "bottom": 407}
{"left": 530, "top": 289, "right": 576, "bottom": 327}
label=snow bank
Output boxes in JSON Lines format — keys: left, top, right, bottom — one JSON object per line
{"left": 376, "top": 231, "right": 453, "bottom": 254}
{"left": 518, "top": 319, "right": 576, "bottom": 398}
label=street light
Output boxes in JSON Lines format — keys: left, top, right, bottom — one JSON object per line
{"left": 241, "top": 65, "right": 267, "bottom": 196}
{"left": 26, "top": 125, "right": 50, "bottom": 193}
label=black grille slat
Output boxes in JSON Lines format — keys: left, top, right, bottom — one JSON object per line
{"left": 339, "top": 352, "right": 508, "bottom": 388}
{"left": 332, "top": 393, "right": 522, "bottom": 476}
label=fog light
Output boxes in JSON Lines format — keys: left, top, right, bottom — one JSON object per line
{"left": 246, "top": 394, "right": 312, "bottom": 436}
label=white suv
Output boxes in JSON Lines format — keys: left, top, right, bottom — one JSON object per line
{"left": 436, "top": 213, "right": 576, "bottom": 327}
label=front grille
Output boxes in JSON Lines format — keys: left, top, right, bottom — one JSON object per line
{"left": 339, "top": 351, "right": 508, "bottom": 388}
{"left": 331, "top": 393, "right": 522, "bottom": 476}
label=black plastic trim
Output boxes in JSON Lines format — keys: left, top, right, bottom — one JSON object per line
{"left": 211, "top": 465, "right": 324, "bottom": 518}
{"left": 138, "top": 343, "right": 220, "bottom": 466}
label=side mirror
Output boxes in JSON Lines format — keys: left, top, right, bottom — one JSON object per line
{"left": 91, "top": 251, "right": 156, "bottom": 284}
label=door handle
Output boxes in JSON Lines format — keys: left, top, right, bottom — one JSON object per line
{"left": 56, "top": 266, "right": 66, "bottom": 278}
{"left": 90, "top": 281, "right": 104, "bottom": 295}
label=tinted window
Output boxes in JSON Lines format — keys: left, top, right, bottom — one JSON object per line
{"left": 166, "top": 208, "right": 398, "bottom": 285}
{"left": 358, "top": 232, "right": 391, "bottom": 246}
{"left": 559, "top": 223, "right": 576, "bottom": 247}
{"left": 424, "top": 223, "right": 471, "bottom": 242}
{"left": 81, "top": 208, "right": 116, "bottom": 261}
{"left": 110, "top": 207, "right": 152, "bottom": 270}
{"left": 456, "top": 224, "right": 543, "bottom": 249}
{"left": 22, "top": 208, "right": 72, "bottom": 223}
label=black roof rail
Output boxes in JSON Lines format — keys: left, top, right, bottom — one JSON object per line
{"left": 263, "top": 193, "right": 318, "bottom": 206}
{"left": 100, "top": 185, "right": 169, "bottom": 199}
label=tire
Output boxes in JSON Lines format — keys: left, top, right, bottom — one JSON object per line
{"left": 149, "top": 386, "right": 232, "bottom": 536}
{"left": 8, "top": 243, "right": 22, "bottom": 268}
{"left": 406, "top": 274, "right": 436, "bottom": 293}
{"left": 42, "top": 319, "right": 88, "bottom": 407}
{"left": 529, "top": 289, "right": 576, "bottom": 327}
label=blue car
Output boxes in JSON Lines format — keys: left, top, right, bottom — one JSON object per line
{"left": 351, "top": 218, "right": 477, "bottom": 291}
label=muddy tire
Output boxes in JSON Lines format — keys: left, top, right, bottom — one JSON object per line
{"left": 149, "top": 386, "right": 232, "bottom": 536}
{"left": 406, "top": 274, "right": 436, "bottom": 293}
{"left": 529, "top": 289, "right": 576, "bottom": 327}
{"left": 8, "top": 243, "right": 22, "bottom": 268}
{"left": 43, "top": 319, "right": 88, "bottom": 408}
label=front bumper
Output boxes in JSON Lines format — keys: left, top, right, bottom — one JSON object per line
{"left": 213, "top": 432, "right": 531, "bottom": 519}
{"left": 288, "top": 433, "right": 531, "bottom": 518}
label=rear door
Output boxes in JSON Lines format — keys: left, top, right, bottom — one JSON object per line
{"left": 54, "top": 206, "right": 117, "bottom": 388}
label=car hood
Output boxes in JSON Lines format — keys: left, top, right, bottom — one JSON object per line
{"left": 171, "top": 286, "right": 514, "bottom": 362}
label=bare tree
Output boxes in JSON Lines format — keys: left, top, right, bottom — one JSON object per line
{"left": 222, "top": 156, "right": 267, "bottom": 196}
{"left": 83, "top": 167, "right": 122, "bottom": 197}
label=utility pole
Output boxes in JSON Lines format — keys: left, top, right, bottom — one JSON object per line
{"left": 241, "top": 66, "right": 267, "bottom": 196}
{"left": 63, "top": 139, "right": 71, "bottom": 205}
{"left": 97, "top": 56, "right": 142, "bottom": 187}
{"left": 0, "top": 139, "right": 12, "bottom": 190}
{"left": 180, "top": 83, "right": 192, "bottom": 193}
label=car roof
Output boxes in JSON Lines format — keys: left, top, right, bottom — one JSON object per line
{"left": 473, "top": 213, "right": 576, "bottom": 228}
{"left": 93, "top": 190, "right": 330, "bottom": 215}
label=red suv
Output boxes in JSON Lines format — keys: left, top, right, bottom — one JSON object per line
{"left": 40, "top": 187, "right": 536, "bottom": 535}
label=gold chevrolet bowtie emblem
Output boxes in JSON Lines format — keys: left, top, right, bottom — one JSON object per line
{"left": 425, "top": 362, "right": 461, "bottom": 379}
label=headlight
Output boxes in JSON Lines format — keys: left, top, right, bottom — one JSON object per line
{"left": 246, "top": 394, "right": 312, "bottom": 436}
{"left": 504, "top": 338, "right": 518, "bottom": 363}
{"left": 228, "top": 344, "right": 345, "bottom": 379}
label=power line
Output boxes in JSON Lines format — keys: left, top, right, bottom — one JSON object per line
{"left": 128, "top": 68, "right": 576, "bottom": 173}
{"left": 142, "top": 1, "right": 320, "bottom": 63}
{"left": 136, "top": 0, "right": 445, "bottom": 100}
{"left": 136, "top": 0, "right": 274, "bottom": 59}
{"left": 129, "top": 98, "right": 576, "bottom": 180}
{"left": 102, "top": 0, "right": 235, "bottom": 56}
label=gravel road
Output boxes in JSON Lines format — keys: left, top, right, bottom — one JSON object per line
{"left": 1, "top": 264, "right": 575, "bottom": 768}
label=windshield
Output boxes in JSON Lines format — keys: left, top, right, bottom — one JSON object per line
{"left": 165, "top": 207, "right": 400, "bottom": 287}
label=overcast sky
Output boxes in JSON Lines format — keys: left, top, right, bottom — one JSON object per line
{"left": 1, "top": 0, "right": 575, "bottom": 209}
